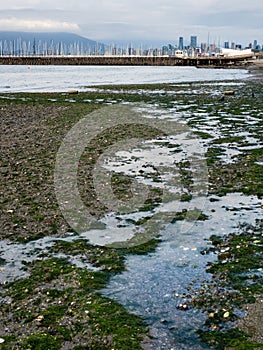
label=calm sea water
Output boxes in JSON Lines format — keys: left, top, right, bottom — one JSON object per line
{"left": 0, "top": 65, "right": 250, "bottom": 92}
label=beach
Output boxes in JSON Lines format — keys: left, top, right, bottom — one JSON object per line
{"left": 0, "top": 71, "right": 262, "bottom": 349}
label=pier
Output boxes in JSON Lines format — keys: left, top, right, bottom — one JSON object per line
{"left": 0, "top": 54, "right": 257, "bottom": 67}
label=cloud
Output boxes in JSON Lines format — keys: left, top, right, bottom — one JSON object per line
{"left": 195, "top": 10, "right": 263, "bottom": 29}
{"left": 0, "top": 17, "right": 80, "bottom": 31}
{"left": 0, "top": 0, "right": 262, "bottom": 45}
{"left": 0, "top": 0, "right": 41, "bottom": 10}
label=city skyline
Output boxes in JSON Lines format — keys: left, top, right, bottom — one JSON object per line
{"left": 0, "top": 0, "right": 262, "bottom": 47}
{"left": 0, "top": 30, "right": 262, "bottom": 54}
{"left": 0, "top": 30, "right": 261, "bottom": 57}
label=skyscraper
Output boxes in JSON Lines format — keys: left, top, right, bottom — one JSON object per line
{"left": 190, "top": 36, "right": 197, "bottom": 49}
{"left": 178, "top": 37, "right": 184, "bottom": 50}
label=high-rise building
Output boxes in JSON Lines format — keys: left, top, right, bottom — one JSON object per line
{"left": 209, "top": 44, "right": 216, "bottom": 52}
{"left": 224, "top": 42, "right": 229, "bottom": 49}
{"left": 178, "top": 37, "right": 184, "bottom": 50}
{"left": 190, "top": 36, "right": 197, "bottom": 49}
{"left": 201, "top": 42, "right": 207, "bottom": 53}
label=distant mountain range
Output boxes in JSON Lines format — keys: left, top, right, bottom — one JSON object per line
{"left": 0, "top": 31, "right": 106, "bottom": 55}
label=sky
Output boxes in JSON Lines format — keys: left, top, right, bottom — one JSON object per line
{"left": 0, "top": 0, "right": 262, "bottom": 47}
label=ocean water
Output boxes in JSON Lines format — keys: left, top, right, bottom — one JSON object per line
{"left": 0, "top": 64, "right": 250, "bottom": 92}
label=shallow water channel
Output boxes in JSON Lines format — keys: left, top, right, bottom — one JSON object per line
{"left": 101, "top": 193, "right": 261, "bottom": 350}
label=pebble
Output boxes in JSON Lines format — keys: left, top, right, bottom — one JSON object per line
{"left": 161, "top": 319, "right": 168, "bottom": 324}
{"left": 177, "top": 303, "right": 189, "bottom": 311}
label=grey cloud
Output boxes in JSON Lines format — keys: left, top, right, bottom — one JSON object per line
{"left": 0, "top": 0, "right": 262, "bottom": 45}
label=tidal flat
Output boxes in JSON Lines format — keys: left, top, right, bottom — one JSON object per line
{"left": 0, "top": 76, "right": 262, "bottom": 349}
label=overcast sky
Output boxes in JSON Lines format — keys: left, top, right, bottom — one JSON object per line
{"left": 0, "top": 0, "right": 262, "bottom": 46}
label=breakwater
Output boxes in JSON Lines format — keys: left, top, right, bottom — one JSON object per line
{"left": 0, "top": 54, "right": 255, "bottom": 67}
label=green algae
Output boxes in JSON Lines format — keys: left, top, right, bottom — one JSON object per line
{"left": 209, "top": 159, "right": 263, "bottom": 197}
{"left": 0, "top": 237, "right": 160, "bottom": 348}
{"left": 0, "top": 256, "right": 148, "bottom": 349}
{"left": 197, "top": 328, "right": 263, "bottom": 350}
{"left": 51, "top": 239, "right": 126, "bottom": 273}
{"left": 171, "top": 209, "right": 209, "bottom": 223}
{"left": 21, "top": 334, "right": 63, "bottom": 350}
{"left": 192, "top": 220, "right": 263, "bottom": 349}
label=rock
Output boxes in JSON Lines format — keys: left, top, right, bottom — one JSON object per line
{"left": 161, "top": 319, "right": 168, "bottom": 324}
{"left": 34, "top": 315, "right": 44, "bottom": 326}
{"left": 218, "top": 252, "right": 230, "bottom": 260}
{"left": 0, "top": 338, "right": 5, "bottom": 344}
{"left": 67, "top": 89, "right": 79, "bottom": 94}
{"left": 224, "top": 90, "right": 235, "bottom": 95}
